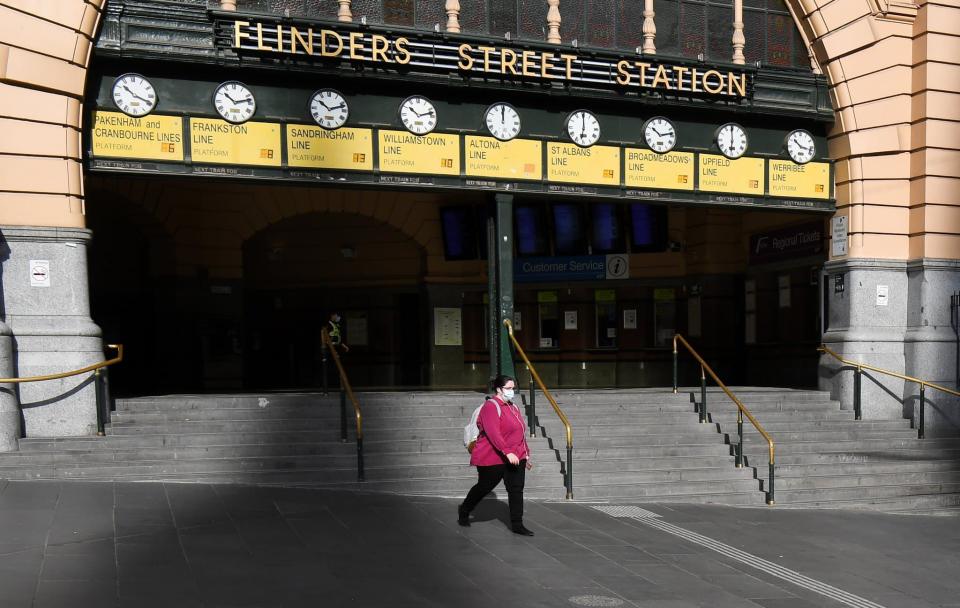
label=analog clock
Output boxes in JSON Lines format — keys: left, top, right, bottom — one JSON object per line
{"left": 643, "top": 116, "right": 677, "bottom": 154}
{"left": 112, "top": 73, "right": 157, "bottom": 117}
{"left": 716, "top": 122, "right": 748, "bottom": 159}
{"left": 484, "top": 103, "right": 521, "bottom": 141}
{"left": 309, "top": 89, "right": 349, "bottom": 129}
{"left": 785, "top": 129, "right": 816, "bottom": 164}
{"left": 213, "top": 81, "right": 256, "bottom": 124}
{"left": 399, "top": 96, "right": 437, "bottom": 135}
{"left": 566, "top": 110, "right": 600, "bottom": 147}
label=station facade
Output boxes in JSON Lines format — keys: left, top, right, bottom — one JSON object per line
{"left": 0, "top": 0, "right": 958, "bottom": 445}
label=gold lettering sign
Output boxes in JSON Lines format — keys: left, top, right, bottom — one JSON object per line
{"left": 91, "top": 111, "right": 184, "bottom": 161}
{"left": 698, "top": 154, "right": 764, "bottom": 195}
{"left": 190, "top": 119, "right": 281, "bottom": 166}
{"left": 624, "top": 150, "right": 694, "bottom": 191}
{"left": 464, "top": 136, "right": 542, "bottom": 180}
{"left": 378, "top": 130, "right": 460, "bottom": 175}
{"left": 768, "top": 160, "right": 830, "bottom": 199}
{"left": 547, "top": 143, "right": 620, "bottom": 186}
{"left": 230, "top": 20, "right": 750, "bottom": 99}
{"left": 286, "top": 125, "right": 373, "bottom": 171}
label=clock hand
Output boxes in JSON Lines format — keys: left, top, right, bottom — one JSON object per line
{"left": 122, "top": 85, "right": 151, "bottom": 103}
{"left": 501, "top": 106, "right": 505, "bottom": 122}
{"left": 237, "top": 97, "right": 253, "bottom": 105}
{"left": 223, "top": 92, "right": 238, "bottom": 104}
{"left": 316, "top": 100, "right": 331, "bottom": 110}
{"left": 329, "top": 103, "right": 346, "bottom": 111}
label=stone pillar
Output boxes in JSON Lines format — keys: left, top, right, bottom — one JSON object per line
{"left": 220, "top": 0, "right": 237, "bottom": 10}
{"left": 0, "top": 319, "right": 18, "bottom": 452}
{"left": 547, "top": 0, "right": 561, "bottom": 44}
{"left": 732, "top": 0, "right": 745, "bottom": 64}
{"left": 642, "top": 0, "right": 656, "bottom": 54}
{"left": 338, "top": 0, "right": 353, "bottom": 22}
{"left": 820, "top": 259, "right": 908, "bottom": 420}
{"left": 904, "top": 260, "right": 960, "bottom": 436}
{"left": 445, "top": 0, "right": 460, "bottom": 33}
{"left": 494, "top": 194, "right": 515, "bottom": 379}
{"left": 0, "top": 227, "right": 103, "bottom": 437}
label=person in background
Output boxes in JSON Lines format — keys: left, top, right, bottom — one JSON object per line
{"left": 458, "top": 375, "right": 535, "bottom": 536}
{"left": 327, "top": 311, "right": 349, "bottom": 352}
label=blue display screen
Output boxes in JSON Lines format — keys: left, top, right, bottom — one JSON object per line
{"left": 553, "top": 203, "right": 587, "bottom": 255}
{"left": 515, "top": 206, "right": 548, "bottom": 256}
{"left": 591, "top": 203, "right": 624, "bottom": 254}
{"left": 629, "top": 204, "right": 667, "bottom": 252}
{"left": 440, "top": 206, "right": 477, "bottom": 260}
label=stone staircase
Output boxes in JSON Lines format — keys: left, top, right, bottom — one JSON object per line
{"left": 0, "top": 388, "right": 958, "bottom": 513}
{"left": 699, "top": 388, "right": 960, "bottom": 514}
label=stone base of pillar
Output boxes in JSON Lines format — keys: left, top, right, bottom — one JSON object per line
{"left": 0, "top": 226, "right": 103, "bottom": 439}
{"left": 0, "top": 322, "right": 19, "bottom": 452}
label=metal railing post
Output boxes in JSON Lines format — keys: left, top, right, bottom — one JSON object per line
{"left": 102, "top": 366, "right": 114, "bottom": 415}
{"left": 672, "top": 338, "right": 678, "bottom": 393}
{"left": 919, "top": 383, "right": 926, "bottom": 439}
{"left": 357, "top": 437, "right": 365, "bottom": 481}
{"left": 340, "top": 388, "right": 348, "bottom": 442}
{"left": 767, "top": 462, "right": 775, "bottom": 505}
{"left": 321, "top": 346, "right": 329, "bottom": 395}
{"left": 528, "top": 376, "right": 536, "bottom": 437}
{"left": 854, "top": 366, "right": 862, "bottom": 421}
{"left": 736, "top": 408, "right": 743, "bottom": 467}
{"left": 700, "top": 366, "right": 707, "bottom": 424}
{"left": 93, "top": 369, "right": 105, "bottom": 436}
{"left": 566, "top": 445, "right": 573, "bottom": 499}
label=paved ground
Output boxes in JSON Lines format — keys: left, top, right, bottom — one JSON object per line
{"left": 0, "top": 480, "right": 958, "bottom": 608}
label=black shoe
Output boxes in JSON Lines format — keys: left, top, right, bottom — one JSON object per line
{"left": 512, "top": 524, "right": 534, "bottom": 536}
{"left": 457, "top": 505, "right": 470, "bottom": 527}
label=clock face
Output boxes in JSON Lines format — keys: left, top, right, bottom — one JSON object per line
{"left": 485, "top": 103, "right": 521, "bottom": 141}
{"left": 112, "top": 74, "right": 157, "bottom": 117}
{"left": 399, "top": 96, "right": 437, "bottom": 135}
{"left": 566, "top": 110, "right": 601, "bottom": 147}
{"left": 786, "top": 129, "right": 816, "bottom": 164}
{"left": 643, "top": 116, "right": 677, "bottom": 154}
{"left": 309, "top": 89, "right": 349, "bottom": 129}
{"left": 213, "top": 81, "right": 256, "bottom": 124}
{"left": 716, "top": 122, "right": 748, "bottom": 159}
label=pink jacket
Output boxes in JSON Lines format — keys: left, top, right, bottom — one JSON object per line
{"left": 470, "top": 396, "right": 530, "bottom": 466}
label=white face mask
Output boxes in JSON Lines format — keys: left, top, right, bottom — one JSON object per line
{"left": 502, "top": 388, "right": 515, "bottom": 401}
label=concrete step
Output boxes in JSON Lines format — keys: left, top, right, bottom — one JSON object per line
{"left": 739, "top": 438, "right": 960, "bottom": 460}
{"left": 568, "top": 478, "right": 764, "bottom": 501}
{"left": 571, "top": 444, "right": 733, "bottom": 458}
{"left": 569, "top": 467, "right": 757, "bottom": 485}
{"left": 772, "top": 470, "right": 960, "bottom": 490}
{"left": 570, "top": 455, "right": 739, "bottom": 472}
{"left": 772, "top": 482, "right": 960, "bottom": 504}
{"left": 737, "top": 428, "right": 919, "bottom": 443}
{"left": 774, "top": 460, "right": 960, "bottom": 477}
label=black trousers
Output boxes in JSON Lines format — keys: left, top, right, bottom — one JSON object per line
{"left": 461, "top": 461, "right": 526, "bottom": 524}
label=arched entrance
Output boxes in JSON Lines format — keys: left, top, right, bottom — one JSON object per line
{"left": 242, "top": 211, "right": 428, "bottom": 389}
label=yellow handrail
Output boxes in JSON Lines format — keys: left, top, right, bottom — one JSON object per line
{"left": 322, "top": 329, "right": 363, "bottom": 441}
{"left": 819, "top": 344, "right": 960, "bottom": 398}
{"left": 673, "top": 334, "right": 776, "bottom": 505}
{"left": 503, "top": 318, "right": 574, "bottom": 499}
{"left": 819, "top": 343, "right": 957, "bottom": 438}
{"left": 0, "top": 344, "right": 124, "bottom": 383}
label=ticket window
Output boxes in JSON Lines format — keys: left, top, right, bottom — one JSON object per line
{"left": 595, "top": 289, "right": 617, "bottom": 348}
{"left": 538, "top": 291, "right": 559, "bottom": 348}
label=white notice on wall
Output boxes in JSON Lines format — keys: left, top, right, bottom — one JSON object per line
{"left": 29, "top": 260, "right": 50, "bottom": 288}
{"left": 876, "top": 284, "right": 889, "bottom": 306}
{"left": 513, "top": 311, "right": 522, "bottom": 331}
{"left": 623, "top": 309, "right": 637, "bottom": 330}
{"left": 346, "top": 315, "right": 368, "bottom": 346}
{"left": 832, "top": 216, "right": 848, "bottom": 257}
{"left": 564, "top": 310, "right": 578, "bottom": 330}
{"left": 434, "top": 307, "right": 462, "bottom": 346}
{"left": 778, "top": 274, "right": 791, "bottom": 308}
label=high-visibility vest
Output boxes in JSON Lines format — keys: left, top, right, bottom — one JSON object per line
{"left": 328, "top": 320, "right": 342, "bottom": 344}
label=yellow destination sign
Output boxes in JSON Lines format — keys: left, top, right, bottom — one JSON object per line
{"left": 286, "top": 125, "right": 373, "bottom": 171}
{"left": 624, "top": 150, "right": 694, "bottom": 190}
{"left": 698, "top": 154, "right": 764, "bottom": 195}
{"left": 464, "top": 137, "right": 542, "bottom": 181}
{"left": 547, "top": 143, "right": 620, "bottom": 186}
{"left": 768, "top": 160, "right": 830, "bottom": 199}
{"left": 189, "top": 118, "right": 281, "bottom": 166}
{"left": 378, "top": 130, "right": 460, "bottom": 176}
{"left": 91, "top": 111, "right": 184, "bottom": 161}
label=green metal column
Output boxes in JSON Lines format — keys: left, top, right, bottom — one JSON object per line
{"left": 498, "top": 194, "right": 517, "bottom": 378}
{"left": 486, "top": 215, "right": 499, "bottom": 377}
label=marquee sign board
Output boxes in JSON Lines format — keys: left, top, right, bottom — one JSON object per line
{"left": 223, "top": 19, "right": 753, "bottom": 101}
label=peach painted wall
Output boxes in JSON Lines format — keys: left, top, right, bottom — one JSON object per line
{"left": 0, "top": 0, "right": 104, "bottom": 228}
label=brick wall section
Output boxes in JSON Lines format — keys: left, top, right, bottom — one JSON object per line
{"left": 0, "top": 0, "right": 104, "bottom": 228}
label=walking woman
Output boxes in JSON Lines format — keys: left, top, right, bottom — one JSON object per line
{"left": 458, "top": 375, "right": 535, "bottom": 536}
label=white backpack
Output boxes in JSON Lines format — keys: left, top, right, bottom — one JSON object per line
{"left": 464, "top": 399, "right": 501, "bottom": 453}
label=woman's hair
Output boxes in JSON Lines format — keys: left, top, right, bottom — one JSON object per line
{"left": 491, "top": 374, "right": 515, "bottom": 392}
